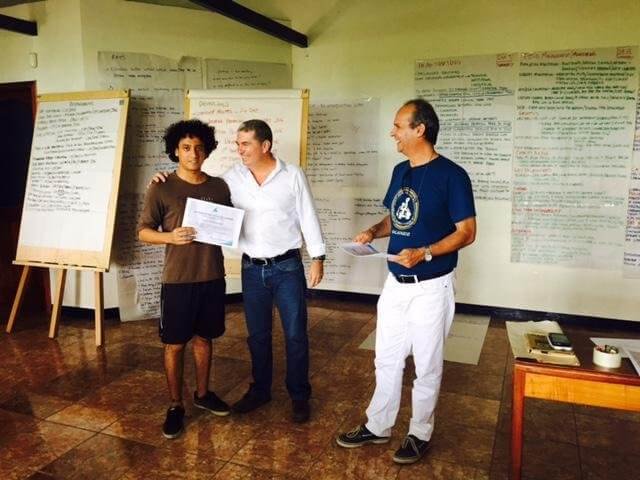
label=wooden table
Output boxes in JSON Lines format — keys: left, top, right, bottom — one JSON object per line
{"left": 511, "top": 335, "right": 640, "bottom": 480}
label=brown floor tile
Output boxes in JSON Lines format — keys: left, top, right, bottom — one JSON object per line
{"left": 441, "top": 363, "right": 504, "bottom": 401}
{"left": 102, "top": 411, "right": 168, "bottom": 447}
{"left": 169, "top": 412, "right": 260, "bottom": 460}
{"left": 212, "top": 461, "right": 291, "bottom": 479}
{"left": 496, "top": 398, "right": 577, "bottom": 445}
{"left": 576, "top": 413, "right": 640, "bottom": 455}
{"left": 491, "top": 432, "right": 580, "bottom": 480}
{"left": 574, "top": 403, "right": 640, "bottom": 423}
{"left": 210, "top": 356, "right": 252, "bottom": 397}
{"left": 580, "top": 445, "right": 640, "bottom": 480}
{"left": 311, "top": 312, "right": 372, "bottom": 336}
{"left": 308, "top": 443, "right": 401, "bottom": 480}
{"left": 34, "top": 363, "right": 133, "bottom": 402}
{"left": 1, "top": 305, "right": 633, "bottom": 479}
{"left": 0, "top": 390, "right": 73, "bottom": 419}
{"left": 0, "top": 410, "right": 94, "bottom": 480}
{"left": 120, "top": 445, "right": 226, "bottom": 479}
{"left": 40, "top": 433, "right": 155, "bottom": 480}
{"left": 102, "top": 342, "right": 165, "bottom": 372}
{"left": 429, "top": 424, "right": 495, "bottom": 471}
{"left": 46, "top": 403, "right": 119, "bottom": 432}
{"left": 77, "top": 369, "right": 168, "bottom": 415}
{"left": 396, "top": 457, "right": 489, "bottom": 480}
{"left": 435, "top": 391, "right": 500, "bottom": 431}
{"left": 230, "top": 422, "right": 330, "bottom": 477}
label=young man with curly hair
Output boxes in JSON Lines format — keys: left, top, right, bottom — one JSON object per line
{"left": 138, "top": 119, "right": 232, "bottom": 439}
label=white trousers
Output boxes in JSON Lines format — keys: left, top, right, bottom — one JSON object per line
{"left": 365, "top": 271, "right": 455, "bottom": 441}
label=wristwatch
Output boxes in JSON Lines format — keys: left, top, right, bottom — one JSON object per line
{"left": 424, "top": 246, "right": 433, "bottom": 262}
{"left": 312, "top": 255, "right": 326, "bottom": 261}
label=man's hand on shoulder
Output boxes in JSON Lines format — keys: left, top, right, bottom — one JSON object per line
{"left": 390, "top": 247, "right": 426, "bottom": 269}
{"left": 148, "top": 171, "right": 170, "bottom": 187}
{"left": 308, "top": 260, "right": 324, "bottom": 287}
{"left": 170, "top": 226, "right": 196, "bottom": 245}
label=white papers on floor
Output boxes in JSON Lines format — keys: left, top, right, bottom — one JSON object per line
{"left": 589, "top": 338, "right": 640, "bottom": 358}
{"left": 358, "top": 314, "right": 490, "bottom": 366}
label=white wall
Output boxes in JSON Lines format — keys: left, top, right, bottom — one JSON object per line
{"left": 290, "top": 0, "right": 640, "bottom": 321}
{"left": 4, "top": 0, "right": 640, "bottom": 320}
{"left": 1, "top": 0, "right": 292, "bottom": 308}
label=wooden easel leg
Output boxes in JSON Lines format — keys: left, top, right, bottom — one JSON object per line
{"left": 6, "top": 266, "right": 31, "bottom": 333}
{"left": 48, "top": 269, "right": 67, "bottom": 339}
{"left": 94, "top": 271, "right": 104, "bottom": 347}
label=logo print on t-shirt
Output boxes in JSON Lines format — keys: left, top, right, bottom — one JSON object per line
{"left": 391, "top": 187, "right": 419, "bottom": 230}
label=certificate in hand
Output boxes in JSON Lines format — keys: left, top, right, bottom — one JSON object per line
{"left": 182, "top": 197, "right": 244, "bottom": 248}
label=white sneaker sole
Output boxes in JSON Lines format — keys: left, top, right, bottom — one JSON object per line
{"left": 194, "top": 403, "right": 231, "bottom": 416}
{"left": 336, "top": 436, "right": 390, "bottom": 448}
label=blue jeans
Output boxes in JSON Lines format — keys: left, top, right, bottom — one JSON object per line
{"left": 241, "top": 255, "right": 311, "bottom": 401}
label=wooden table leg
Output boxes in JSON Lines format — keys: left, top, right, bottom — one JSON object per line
{"left": 6, "top": 266, "right": 31, "bottom": 333}
{"left": 94, "top": 271, "right": 104, "bottom": 347}
{"left": 48, "top": 269, "right": 67, "bottom": 339}
{"left": 511, "top": 365, "right": 526, "bottom": 480}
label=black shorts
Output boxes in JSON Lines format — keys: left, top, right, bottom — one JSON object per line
{"left": 159, "top": 279, "right": 226, "bottom": 344}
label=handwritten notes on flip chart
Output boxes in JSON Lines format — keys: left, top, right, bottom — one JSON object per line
{"left": 415, "top": 54, "right": 518, "bottom": 200}
{"left": 511, "top": 47, "right": 638, "bottom": 268}
{"left": 99, "top": 52, "right": 204, "bottom": 320}
{"left": 306, "top": 100, "right": 380, "bottom": 188}
{"left": 205, "top": 59, "right": 291, "bottom": 89}
{"left": 18, "top": 98, "right": 123, "bottom": 254}
{"left": 624, "top": 95, "right": 640, "bottom": 278}
{"left": 188, "top": 90, "right": 304, "bottom": 175}
{"left": 305, "top": 196, "right": 388, "bottom": 293}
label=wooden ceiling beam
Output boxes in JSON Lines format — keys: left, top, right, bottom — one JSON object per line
{"left": 189, "top": 0, "right": 307, "bottom": 48}
{"left": 0, "top": 13, "right": 37, "bottom": 36}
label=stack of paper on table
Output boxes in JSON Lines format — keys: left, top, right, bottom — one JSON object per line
{"left": 506, "top": 320, "right": 580, "bottom": 366}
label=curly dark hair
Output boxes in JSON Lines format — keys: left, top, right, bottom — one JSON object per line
{"left": 163, "top": 119, "right": 218, "bottom": 162}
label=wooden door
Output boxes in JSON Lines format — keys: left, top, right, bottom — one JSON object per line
{"left": 0, "top": 81, "right": 47, "bottom": 316}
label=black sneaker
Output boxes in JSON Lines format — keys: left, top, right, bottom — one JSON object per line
{"left": 231, "top": 390, "right": 271, "bottom": 414}
{"left": 292, "top": 399, "right": 310, "bottom": 423}
{"left": 336, "top": 424, "right": 390, "bottom": 448}
{"left": 162, "top": 405, "right": 185, "bottom": 439}
{"left": 392, "top": 435, "right": 431, "bottom": 464}
{"left": 193, "top": 391, "right": 230, "bottom": 416}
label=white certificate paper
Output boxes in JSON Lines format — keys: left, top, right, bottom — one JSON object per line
{"left": 182, "top": 197, "right": 244, "bottom": 248}
{"left": 341, "top": 242, "right": 397, "bottom": 260}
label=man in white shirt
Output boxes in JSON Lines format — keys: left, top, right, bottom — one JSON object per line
{"left": 225, "top": 119, "right": 325, "bottom": 423}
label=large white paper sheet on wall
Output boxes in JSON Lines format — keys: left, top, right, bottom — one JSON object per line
{"left": 415, "top": 54, "right": 518, "bottom": 201}
{"left": 205, "top": 58, "right": 291, "bottom": 89}
{"left": 188, "top": 89, "right": 303, "bottom": 175}
{"left": 511, "top": 46, "right": 638, "bottom": 269}
{"left": 306, "top": 99, "right": 380, "bottom": 188}
{"left": 306, "top": 195, "right": 389, "bottom": 294}
{"left": 98, "top": 52, "right": 203, "bottom": 321}
{"left": 624, "top": 91, "right": 640, "bottom": 278}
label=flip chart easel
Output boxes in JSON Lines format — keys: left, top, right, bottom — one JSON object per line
{"left": 6, "top": 90, "right": 129, "bottom": 346}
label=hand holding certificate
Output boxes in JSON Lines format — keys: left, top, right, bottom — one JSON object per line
{"left": 182, "top": 197, "right": 244, "bottom": 248}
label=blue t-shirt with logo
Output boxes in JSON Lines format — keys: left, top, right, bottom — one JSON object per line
{"left": 383, "top": 156, "right": 476, "bottom": 277}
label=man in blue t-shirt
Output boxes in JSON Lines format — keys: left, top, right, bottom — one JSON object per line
{"left": 336, "top": 99, "right": 477, "bottom": 465}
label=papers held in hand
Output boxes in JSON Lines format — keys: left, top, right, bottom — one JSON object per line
{"left": 181, "top": 197, "right": 244, "bottom": 249}
{"left": 341, "top": 242, "right": 398, "bottom": 260}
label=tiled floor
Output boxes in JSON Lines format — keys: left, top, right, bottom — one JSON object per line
{"left": 1, "top": 300, "right": 639, "bottom": 479}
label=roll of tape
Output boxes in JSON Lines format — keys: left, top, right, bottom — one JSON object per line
{"left": 593, "top": 345, "right": 621, "bottom": 368}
